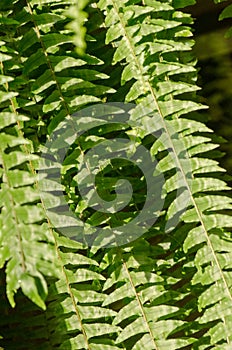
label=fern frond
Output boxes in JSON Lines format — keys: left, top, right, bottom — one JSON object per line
{"left": 19, "top": 0, "right": 114, "bottom": 136}
{"left": 100, "top": 239, "right": 199, "bottom": 349}
{"left": 0, "top": 6, "right": 64, "bottom": 309}
{"left": 96, "top": 0, "right": 232, "bottom": 347}
{"left": 44, "top": 234, "right": 121, "bottom": 350}
{"left": 0, "top": 1, "right": 123, "bottom": 347}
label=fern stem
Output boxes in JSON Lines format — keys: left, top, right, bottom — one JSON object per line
{"left": 120, "top": 248, "right": 159, "bottom": 350}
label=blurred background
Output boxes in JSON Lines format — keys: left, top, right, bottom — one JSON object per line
{"left": 188, "top": 0, "right": 232, "bottom": 178}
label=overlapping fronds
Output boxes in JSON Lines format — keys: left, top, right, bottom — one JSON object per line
{"left": 0, "top": 0, "right": 118, "bottom": 347}
{"left": 0, "top": 0, "right": 232, "bottom": 349}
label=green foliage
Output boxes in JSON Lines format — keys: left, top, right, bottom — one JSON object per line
{"left": 215, "top": 0, "right": 232, "bottom": 37}
{"left": 0, "top": 0, "right": 232, "bottom": 349}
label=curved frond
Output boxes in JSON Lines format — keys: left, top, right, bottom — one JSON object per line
{"left": 96, "top": 0, "right": 232, "bottom": 347}
{"left": 0, "top": 0, "right": 232, "bottom": 349}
